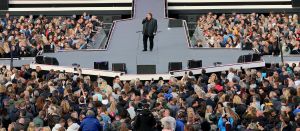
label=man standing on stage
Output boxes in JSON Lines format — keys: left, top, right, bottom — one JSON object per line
{"left": 142, "top": 13, "right": 157, "bottom": 51}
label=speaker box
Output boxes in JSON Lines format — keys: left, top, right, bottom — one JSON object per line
{"left": 43, "top": 45, "right": 55, "bottom": 53}
{"left": 244, "top": 55, "right": 252, "bottom": 62}
{"left": 252, "top": 54, "right": 261, "bottom": 61}
{"left": 137, "top": 65, "right": 156, "bottom": 74}
{"left": 188, "top": 60, "right": 202, "bottom": 69}
{"left": 112, "top": 63, "right": 126, "bottom": 73}
{"left": 292, "top": 0, "right": 300, "bottom": 7}
{"left": 237, "top": 55, "right": 245, "bottom": 63}
{"left": 94, "top": 61, "right": 109, "bottom": 70}
{"left": 265, "top": 63, "right": 272, "bottom": 68}
{"left": 35, "top": 56, "right": 44, "bottom": 64}
{"left": 168, "top": 19, "right": 183, "bottom": 28}
{"left": 44, "top": 57, "right": 59, "bottom": 65}
{"left": 0, "top": 0, "right": 8, "bottom": 10}
{"left": 168, "top": 62, "right": 182, "bottom": 71}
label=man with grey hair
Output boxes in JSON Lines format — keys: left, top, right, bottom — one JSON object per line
{"left": 161, "top": 109, "right": 176, "bottom": 131}
{"left": 80, "top": 110, "right": 102, "bottom": 131}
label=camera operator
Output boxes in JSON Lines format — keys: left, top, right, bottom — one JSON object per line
{"left": 132, "top": 102, "right": 156, "bottom": 131}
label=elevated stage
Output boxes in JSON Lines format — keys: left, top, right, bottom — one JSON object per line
{"left": 1, "top": 0, "right": 299, "bottom": 80}
{"left": 35, "top": 0, "right": 261, "bottom": 78}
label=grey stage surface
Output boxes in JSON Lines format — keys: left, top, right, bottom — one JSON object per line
{"left": 40, "top": 0, "right": 252, "bottom": 74}
{"left": 3, "top": 0, "right": 298, "bottom": 74}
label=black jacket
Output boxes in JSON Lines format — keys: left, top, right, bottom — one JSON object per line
{"left": 142, "top": 18, "right": 157, "bottom": 36}
{"left": 133, "top": 109, "right": 156, "bottom": 131}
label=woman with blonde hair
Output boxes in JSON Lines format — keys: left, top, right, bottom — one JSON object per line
{"left": 60, "top": 100, "right": 70, "bottom": 117}
{"left": 283, "top": 88, "right": 291, "bottom": 101}
{"left": 293, "top": 14, "right": 298, "bottom": 24}
{"left": 232, "top": 95, "right": 247, "bottom": 116}
{"left": 232, "top": 95, "right": 243, "bottom": 105}
{"left": 27, "top": 122, "right": 36, "bottom": 131}
{"left": 0, "top": 46, "right": 5, "bottom": 57}
{"left": 208, "top": 73, "right": 218, "bottom": 84}
{"left": 108, "top": 97, "right": 118, "bottom": 117}
{"left": 205, "top": 105, "right": 213, "bottom": 122}
{"left": 100, "top": 81, "right": 112, "bottom": 96}
{"left": 187, "top": 107, "right": 195, "bottom": 125}
{"left": 3, "top": 42, "right": 10, "bottom": 57}
{"left": 225, "top": 107, "right": 240, "bottom": 125}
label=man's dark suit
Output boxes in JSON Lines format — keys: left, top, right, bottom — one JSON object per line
{"left": 142, "top": 18, "right": 157, "bottom": 51}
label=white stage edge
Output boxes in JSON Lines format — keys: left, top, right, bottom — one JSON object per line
{"left": 28, "top": 61, "right": 265, "bottom": 81}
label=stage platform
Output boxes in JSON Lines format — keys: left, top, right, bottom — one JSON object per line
{"left": 40, "top": 0, "right": 255, "bottom": 74}
{"left": 1, "top": 0, "right": 299, "bottom": 80}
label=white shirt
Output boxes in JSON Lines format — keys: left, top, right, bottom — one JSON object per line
{"left": 127, "top": 107, "right": 136, "bottom": 119}
{"left": 295, "top": 80, "right": 300, "bottom": 87}
{"left": 67, "top": 123, "right": 80, "bottom": 131}
{"left": 227, "top": 72, "right": 235, "bottom": 82}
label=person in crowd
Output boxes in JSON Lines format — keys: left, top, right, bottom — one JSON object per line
{"left": 80, "top": 110, "right": 102, "bottom": 131}
{"left": 66, "top": 118, "right": 80, "bottom": 131}
{"left": 52, "top": 119, "right": 66, "bottom": 131}
{"left": 161, "top": 109, "right": 176, "bottom": 131}
{"left": 133, "top": 102, "right": 156, "bottom": 131}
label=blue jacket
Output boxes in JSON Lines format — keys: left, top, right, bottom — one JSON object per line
{"left": 99, "top": 114, "right": 111, "bottom": 130}
{"left": 217, "top": 117, "right": 234, "bottom": 131}
{"left": 175, "top": 119, "right": 184, "bottom": 131}
{"left": 80, "top": 116, "right": 102, "bottom": 131}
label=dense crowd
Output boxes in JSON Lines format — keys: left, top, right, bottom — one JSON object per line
{"left": 0, "top": 12, "right": 102, "bottom": 58}
{"left": 0, "top": 62, "right": 300, "bottom": 131}
{"left": 2, "top": 12, "right": 300, "bottom": 59}
{"left": 194, "top": 12, "right": 300, "bottom": 55}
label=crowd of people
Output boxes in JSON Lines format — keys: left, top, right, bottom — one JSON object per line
{"left": 193, "top": 12, "right": 300, "bottom": 55}
{"left": 0, "top": 12, "right": 103, "bottom": 58}
{"left": 1, "top": 12, "right": 300, "bottom": 59}
{"left": 0, "top": 62, "right": 300, "bottom": 131}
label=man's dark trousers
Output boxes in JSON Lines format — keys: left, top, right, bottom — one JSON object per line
{"left": 143, "top": 34, "right": 154, "bottom": 51}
